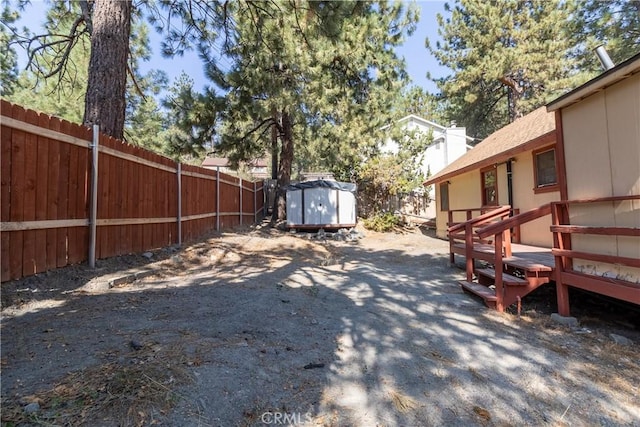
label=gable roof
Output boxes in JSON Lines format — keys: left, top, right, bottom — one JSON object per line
{"left": 547, "top": 51, "right": 640, "bottom": 111}
{"left": 396, "top": 114, "right": 448, "bottom": 131}
{"left": 381, "top": 114, "right": 475, "bottom": 142}
{"left": 424, "top": 107, "right": 555, "bottom": 185}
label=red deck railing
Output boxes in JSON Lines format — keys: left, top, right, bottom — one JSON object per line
{"left": 447, "top": 197, "right": 639, "bottom": 314}
{"left": 474, "top": 204, "right": 552, "bottom": 311}
{"left": 551, "top": 195, "right": 640, "bottom": 316}
{"left": 447, "top": 206, "right": 512, "bottom": 281}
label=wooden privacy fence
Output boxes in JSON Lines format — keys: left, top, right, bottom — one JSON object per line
{"left": 0, "top": 100, "right": 265, "bottom": 282}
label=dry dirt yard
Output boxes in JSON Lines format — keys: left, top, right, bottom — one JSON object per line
{"left": 1, "top": 225, "right": 639, "bottom": 426}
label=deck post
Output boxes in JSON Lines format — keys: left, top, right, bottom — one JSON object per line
{"left": 465, "top": 222, "right": 474, "bottom": 281}
{"left": 552, "top": 202, "right": 571, "bottom": 316}
{"left": 503, "top": 213, "right": 512, "bottom": 258}
{"left": 556, "top": 278, "right": 571, "bottom": 316}
{"left": 494, "top": 232, "right": 504, "bottom": 312}
{"left": 448, "top": 210, "right": 455, "bottom": 264}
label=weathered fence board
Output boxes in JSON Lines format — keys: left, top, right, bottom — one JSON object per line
{"left": 9, "top": 105, "right": 26, "bottom": 279}
{"left": 1, "top": 113, "right": 11, "bottom": 281}
{"left": 22, "top": 109, "right": 38, "bottom": 276}
{"left": 33, "top": 111, "right": 48, "bottom": 274}
{"left": 45, "top": 114, "right": 60, "bottom": 271}
{"left": 1, "top": 101, "right": 265, "bottom": 282}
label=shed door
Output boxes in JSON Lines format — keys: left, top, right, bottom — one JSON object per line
{"left": 286, "top": 190, "right": 303, "bottom": 226}
{"left": 305, "top": 188, "right": 337, "bottom": 225}
{"left": 337, "top": 190, "right": 356, "bottom": 224}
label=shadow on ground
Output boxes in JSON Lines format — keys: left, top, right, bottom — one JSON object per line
{"left": 1, "top": 227, "right": 638, "bottom": 426}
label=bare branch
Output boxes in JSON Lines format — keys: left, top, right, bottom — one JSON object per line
{"left": 290, "top": 0, "right": 311, "bottom": 48}
{"left": 22, "top": 14, "right": 88, "bottom": 82}
{"left": 127, "top": 64, "right": 146, "bottom": 100}
{"left": 241, "top": 117, "right": 276, "bottom": 141}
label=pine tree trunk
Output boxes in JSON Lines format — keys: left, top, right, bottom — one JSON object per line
{"left": 83, "top": 0, "right": 131, "bottom": 140}
{"left": 271, "top": 111, "right": 279, "bottom": 180}
{"left": 507, "top": 86, "right": 523, "bottom": 122}
{"left": 500, "top": 75, "right": 524, "bottom": 122}
{"left": 275, "top": 110, "right": 294, "bottom": 221}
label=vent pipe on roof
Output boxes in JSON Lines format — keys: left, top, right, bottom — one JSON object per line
{"left": 594, "top": 45, "right": 615, "bottom": 71}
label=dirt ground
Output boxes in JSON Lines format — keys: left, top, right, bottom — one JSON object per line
{"left": 1, "top": 224, "right": 639, "bottom": 426}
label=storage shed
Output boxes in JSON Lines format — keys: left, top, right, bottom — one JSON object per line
{"left": 286, "top": 180, "right": 357, "bottom": 229}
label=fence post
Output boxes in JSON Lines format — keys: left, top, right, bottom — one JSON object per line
{"left": 177, "top": 162, "right": 182, "bottom": 246}
{"left": 239, "top": 178, "right": 243, "bottom": 226}
{"left": 216, "top": 166, "right": 220, "bottom": 231}
{"left": 88, "top": 125, "right": 99, "bottom": 268}
{"left": 254, "top": 181, "right": 257, "bottom": 223}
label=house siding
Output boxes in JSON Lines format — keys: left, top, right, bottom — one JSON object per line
{"left": 383, "top": 116, "right": 470, "bottom": 219}
{"left": 434, "top": 149, "right": 560, "bottom": 247}
{"left": 435, "top": 170, "right": 481, "bottom": 239}
{"left": 561, "top": 72, "right": 640, "bottom": 282}
{"left": 511, "top": 151, "right": 559, "bottom": 247}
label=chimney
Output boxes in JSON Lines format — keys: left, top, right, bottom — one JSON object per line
{"left": 450, "top": 120, "right": 457, "bottom": 127}
{"left": 594, "top": 45, "right": 615, "bottom": 71}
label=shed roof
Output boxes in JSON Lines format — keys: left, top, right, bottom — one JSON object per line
{"left": 286, "top": 180, "right": 356, "bottom": 193}
{"left": 424, "top": 107, "right": 555, "bottom": 185}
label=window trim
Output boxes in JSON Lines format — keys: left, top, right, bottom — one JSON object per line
{"left": 480, "top": 165, "right": 499, "bottom": 206}
{"left": 532, "top": 145, "right": 559, "bottom": 194}
{"left": 439, "top": 182, "right": 449, "bottom": 212}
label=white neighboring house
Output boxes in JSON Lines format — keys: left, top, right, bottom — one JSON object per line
{"left": 381, "top": 114, "right": 474, "bottom": 218}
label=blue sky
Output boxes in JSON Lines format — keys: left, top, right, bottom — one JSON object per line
{"left": 14, "top": 1, "right": 451, "bottom": 95}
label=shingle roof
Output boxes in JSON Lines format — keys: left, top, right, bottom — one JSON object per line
{"left": 424, "top": 107, "right": 555, "bottom": 185}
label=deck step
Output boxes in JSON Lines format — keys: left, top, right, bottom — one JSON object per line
{"left": 503, "top": 256, "right": 553, "bottom": 272}
{"left": 459, "top": 281, "right": 497, "bottom": 301}
{"left": 476, "top": 268, "right": 528, "bottom": 286}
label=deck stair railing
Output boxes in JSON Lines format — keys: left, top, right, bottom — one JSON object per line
{"left": 551, "top": 195, "right": 640, "bottom": 316}
{"left": 447, "top": 205, "right": 512, "bottom": 281}
{"left": 449, "top": 204, "right": 554, "bottom": 311}
{"left": 474, "top": 204, "right": 552, "bottom": 311}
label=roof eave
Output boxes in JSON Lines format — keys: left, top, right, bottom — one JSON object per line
{"left": 397, "top": 114, "right": 448, "bottom": 131}
{"left": 423, "top": 130, "right": 555, "bottom": 186}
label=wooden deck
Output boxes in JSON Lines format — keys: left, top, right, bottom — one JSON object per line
{"left": 452, "top": 242, "right": 555, "bottom": 272}
{"left": 452, "top": 241, "right": 557, "bottom": 310}
{"left": 448, "top": 197, "right": 639, "bottom": 314}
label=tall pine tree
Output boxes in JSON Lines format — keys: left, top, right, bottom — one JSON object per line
{"left": 571, "top": 0, "right": 640, "bottom": 72}
{"left": 7, "top": 2, "right": 167, "bottom": 148}
{"left": 427, "top": 0, "right": 579, "bottom": 138}
{"left": 209, "top": 1, "right": 417, "bottom": 220}
{"left": 0, "top": 2, "right": 19, "bottom": 96}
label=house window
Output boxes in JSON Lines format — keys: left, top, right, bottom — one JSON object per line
{"left": 481, "top": 167, "right": 498, "bottom": 206}
{"left": 533, "top": 147, "right": 558, "bottom": 193}
{"left": 440, "top": 182, "right": 449, "bottom": 211}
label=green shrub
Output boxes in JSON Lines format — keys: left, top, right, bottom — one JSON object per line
{"left": 362, "top": 212, "right": 403, "bottom": 232}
